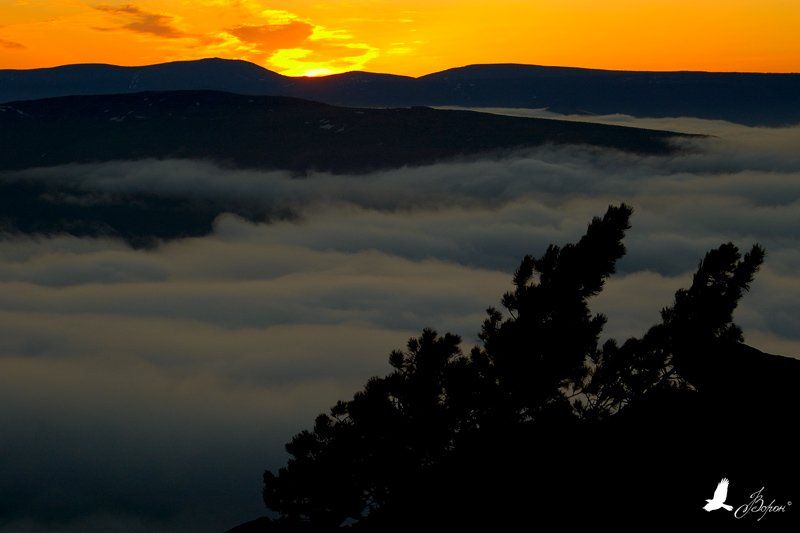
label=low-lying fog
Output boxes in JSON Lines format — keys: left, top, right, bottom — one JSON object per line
{"left": 1, "top": 113, "right": 798, "bottom": 532}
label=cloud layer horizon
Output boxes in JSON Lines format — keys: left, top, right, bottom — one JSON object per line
{"left": 1, "top": 114, "right": 798, "bottom": 532}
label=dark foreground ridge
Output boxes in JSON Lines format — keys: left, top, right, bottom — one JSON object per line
{"left": 231, "top": 205, "right": 799, "bottom": 530}
{"left": 0, "top": 91, "right": 692, "bottom": 246}
{"left": 2, "top": 58, "right": 799, "bottom": 125}
{"left": 0, "top": 90, "right": 687, "bottom": 174}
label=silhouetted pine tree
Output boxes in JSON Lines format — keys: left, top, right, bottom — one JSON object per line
{"left": 578, "top": 242, "right": 764, "bottom": 418}
{"left": 468, "top": 204, "right": 632, "bottom": 426}
{"left": 260, "top": 204, "right": 772, "bottom": 529}
{"left": 263, "top": 330, "right": 468, "bottom": 527}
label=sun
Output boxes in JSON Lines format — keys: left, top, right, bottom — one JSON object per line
{"left": 300, "top": 67, "right": 335, "bottom": 77}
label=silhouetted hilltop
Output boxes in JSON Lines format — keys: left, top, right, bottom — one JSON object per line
{"left": 2, "top": 58, "right": 799, "bottom": 125}
{"left": 0, "top": 58, "right": 285, "bottom": 102}
{"left": 0, "top": 90, "right": 688, "bottom": 174}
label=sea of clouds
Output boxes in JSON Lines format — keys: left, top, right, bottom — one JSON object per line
{"left": 1, "top": 114, "right": 798, "bottom": 531}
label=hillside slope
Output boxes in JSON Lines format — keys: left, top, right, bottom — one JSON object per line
{"left": 0, "top": 90, "right": 689, "bottom": 174}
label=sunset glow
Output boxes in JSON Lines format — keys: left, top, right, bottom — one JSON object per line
{"left": 1, "top": 0, "right": 798, "bottom": 75}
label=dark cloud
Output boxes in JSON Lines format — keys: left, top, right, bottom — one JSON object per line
{"left": 228, "top": 21, "right": 314, "bottom": 54}
{"left": 94, "top": 4, "right": 190, "bottom": 39}
{"left": 1, "top": 116, "right": 799, "bottom": 531}
{"left": 0, "top": 38, "right": 25, "bottom": 50}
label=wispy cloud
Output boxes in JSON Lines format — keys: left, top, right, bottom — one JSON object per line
{"left": 222, "top": 8, "right": 378, "bottom": 75}
{"left": 94, "top": 3, "right": 190, "bottom": 39}
{"left": 0, "top": 38, "right": 25, "bottom": 50}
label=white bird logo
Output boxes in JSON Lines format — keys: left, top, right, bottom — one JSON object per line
{"left": 703, "top": 478, "right": 734, "bottom": 512}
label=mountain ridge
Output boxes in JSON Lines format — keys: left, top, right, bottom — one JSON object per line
{"left": 2, "top": 58, "right": 799, "bottom": 125}
{"left": 5, "top": 56, "right": 797, "bottom": 77}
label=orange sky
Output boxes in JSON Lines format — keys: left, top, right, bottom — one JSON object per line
{"left": 1, "top": 1, "right": 798, "bottom": 76}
